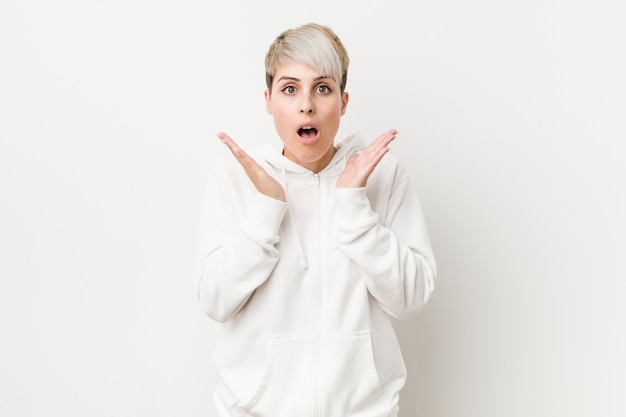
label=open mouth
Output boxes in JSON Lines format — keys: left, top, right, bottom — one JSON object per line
{"left": 298, "top": 126, "right": 318, "bottom": 139}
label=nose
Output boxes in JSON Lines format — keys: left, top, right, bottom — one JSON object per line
{"left": 299, "top": 95, "right": 314, "bottom": 114}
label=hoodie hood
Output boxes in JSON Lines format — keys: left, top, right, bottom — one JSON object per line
{"left": 250, "top": 132, "right": 366, "bottom": 177}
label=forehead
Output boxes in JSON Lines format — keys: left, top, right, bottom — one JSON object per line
{"left": 273, "top": 60, "right": 339, "bottom": 90}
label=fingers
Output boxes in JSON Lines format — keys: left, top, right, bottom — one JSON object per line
{"left": 361, "top": 129, "right": 397, "bottom": 167}
{"left": 216, "top": 131, "right": 286, "bottom": 201}
{"left": 218, "top": 132, "right": 261, "bottom": 171}
{"left": 371, "top": 129, "right": 397, "bottom": 151}
{"left": 217, "top": 132, "right": 248, "bottom": 160}
{"left": 218, "top": 131, "right": 264, "bottom": 180}
{"left": 361, "top": 129, "right": 396, "bottom": 159}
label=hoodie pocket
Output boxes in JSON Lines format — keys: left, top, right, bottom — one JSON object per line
{"left": 236, "top": 331, "right": 391, "bottom": 417}
{"left": 237, "top": 334, "right": 315, "bottom": 416}
{"left": 320, "top": 331, "right": 392, "bottom": 417}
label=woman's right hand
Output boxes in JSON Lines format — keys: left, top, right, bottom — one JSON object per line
{"left": 217, "top": 132, "right": 286, "bottom": 202}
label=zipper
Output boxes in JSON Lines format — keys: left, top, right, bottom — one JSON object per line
{"left": 311, "top": 173, "right": 322, "bottom": 417}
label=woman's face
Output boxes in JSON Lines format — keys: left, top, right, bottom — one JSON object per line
{"left": 265, "top": 60, "right": 349, "bottom": 173}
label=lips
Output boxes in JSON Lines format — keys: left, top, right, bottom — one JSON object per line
{"left": 297, "top": 125, "right": 319, "bottom": 145}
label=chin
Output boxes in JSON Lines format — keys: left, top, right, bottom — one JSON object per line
{"left": 282, "top": 134, "right": 336, "bottom": 170}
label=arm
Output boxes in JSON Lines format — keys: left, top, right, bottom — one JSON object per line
{"left": 335, "top": 131, "right": 436, "bottom": 319}
{"left": 192, "top": 135, "right": 287, "bottom": 322}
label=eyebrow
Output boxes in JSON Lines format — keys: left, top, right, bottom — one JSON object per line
{"left": 277, "top": 75, "right": 331, "bottom": 83}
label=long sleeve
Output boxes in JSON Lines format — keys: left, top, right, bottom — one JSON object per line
{"left": 334, "top": 160, "right": 436, "bottom": 320}
{"left": 192, "top": 162, "right": 288, "bottom": 323}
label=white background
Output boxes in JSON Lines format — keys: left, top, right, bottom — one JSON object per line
{"left": 1, "top": 0, "right": 625, "bottom": 416}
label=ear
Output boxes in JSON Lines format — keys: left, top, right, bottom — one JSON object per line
{"left": 264, "top": 89, "right": 272, "bottom": 115}
{"left": 340, "top": 91, "right": 349, "bottom": 116}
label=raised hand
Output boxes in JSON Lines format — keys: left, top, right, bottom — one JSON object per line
{"left": 217, "top": 132, "right": 286, "bottom": 202}
{"left": 336, "top": 129, "right": 398, "bottom": 188}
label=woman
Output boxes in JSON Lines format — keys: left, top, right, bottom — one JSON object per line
{"left": 193, "top": 22, "right": 436, "bottom": 417}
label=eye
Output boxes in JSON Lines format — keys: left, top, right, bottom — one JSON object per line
{"left": 316, "top": 85, "right": 331, "bottom": 94}
{"left": 282, "top": 85, "right": 297, "bottom": 95}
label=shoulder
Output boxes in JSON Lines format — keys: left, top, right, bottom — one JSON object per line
{"left": 370, "top": 150, "right": 409, "bottom": 186}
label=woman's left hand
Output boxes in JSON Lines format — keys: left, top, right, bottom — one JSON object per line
{"left": 336, "top": 129, "right": 397, "bottom": 188}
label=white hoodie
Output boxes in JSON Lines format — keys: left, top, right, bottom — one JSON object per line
{"left": 193, "top": 133, "right": 436, "bottom": 417}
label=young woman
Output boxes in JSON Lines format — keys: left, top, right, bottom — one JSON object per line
{"left": 193, "top": 22, "right": 436, "bottom": 417}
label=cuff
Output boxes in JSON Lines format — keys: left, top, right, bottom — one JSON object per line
{"left": 241, "top": 192, "right": 288, "bottom": 246}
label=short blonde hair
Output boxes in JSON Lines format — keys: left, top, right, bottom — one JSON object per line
{"left": 265, "top": 23, "right": 350, "bottom": 93}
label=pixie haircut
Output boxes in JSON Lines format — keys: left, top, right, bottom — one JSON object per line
{"left": 265, "top": 23, "right": 350, "bottom": 93}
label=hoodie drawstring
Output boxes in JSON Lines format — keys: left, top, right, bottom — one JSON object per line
{"left": 281, "top": 161, "right": 308, "bottom": 270}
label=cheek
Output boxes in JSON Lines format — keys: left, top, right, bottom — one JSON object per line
{"left": 328, "top": 99, "right": 346, "bottom": 116}
{"left": 321, "top": 106, "right": 343, "bottom": 123}
{"left": 273, "top": 102, "right": 293, "bottom": 118}
{"left": 273, "top": 109, "right": 293, "bottom": 135}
